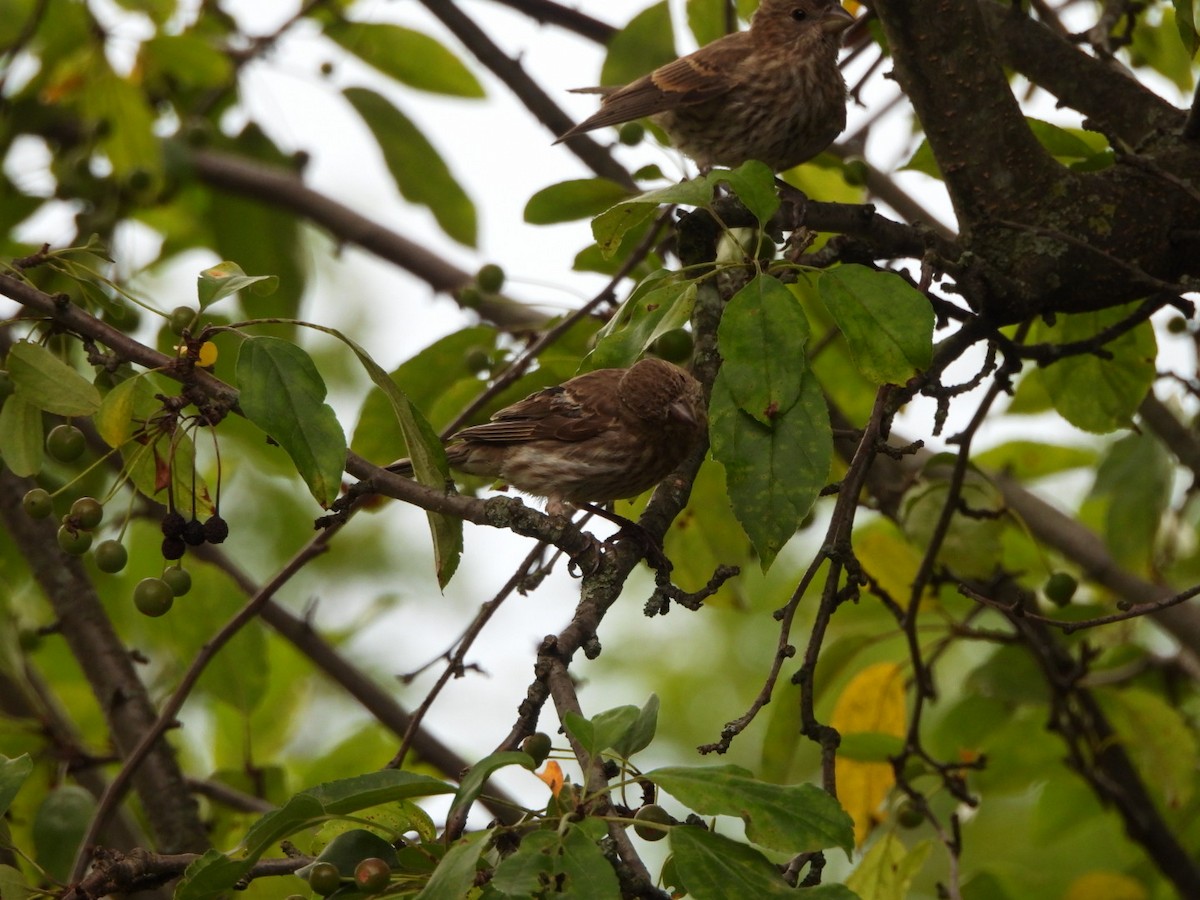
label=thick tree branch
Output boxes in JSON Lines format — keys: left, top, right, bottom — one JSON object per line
{"left": 188, "top": 150, "right": 546, "bottom": 330}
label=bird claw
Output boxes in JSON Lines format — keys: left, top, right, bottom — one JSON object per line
{"left": 608, "top": 522, "right": 673, "bottom": 576}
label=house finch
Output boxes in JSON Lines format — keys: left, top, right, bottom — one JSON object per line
{"left": 556, "top": 0, "right": 854, "bottom": 172}
{"left": 387, "top": 358, "right": 707, "bottom": 515}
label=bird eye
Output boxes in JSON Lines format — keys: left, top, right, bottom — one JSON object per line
{"left": 792, "top": 8, "right": 807, "bottom": 20}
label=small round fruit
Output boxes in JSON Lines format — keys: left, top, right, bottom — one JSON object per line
{"left": 354, "top": 858, "right": 391, "bottom": 893}
{"left": 1167, "top": 316, "right": 1189, "bottom": 335}
{"left": 203, "top": 515, "right": 229, "bottom": 544}
{"left": 161, "top": 536, "right": 187, "bottom": 561}
{"left": 57, "top": 525, "right": 93, "bottom": 555}
{"left": 632, "top": 804, "right": 672, "bottom": 841}
{"left": 307, "top": 861, "right": 342, "bottom": 896}
{"left": 162, "top": 566, "right": 192, "bottom": 597}
{"left": 182, "top": 518, "right": 206, "bottom": 546}
{"left": 161, "top": 511, "right": 186, "bottom": 539}
{"left": 458, "top": 286, "right": 482, "bottom": 309}
{"left": 1043, "top": 571, "right": 1078, "bottom": 606}
{"left": 521, "top": 732, "right": 553, "bottom": 766}
{"left": 464, "top": 346, "right": 491, "bottom": 374}
{"left": 133, "top": 578, "right": 174, "bottom": 617}
{"left": 70, "top": 496, "right": 104, "bottom": 529}
{"left": 168, "top": 306, "right": 196, "bottom": 335}
{"left": 895, "top": 800, "right": 925, "bottom": 829}
{"left": 94, "top": 540, "right": 129, "bottom": 574}
{"left": 618, "top": 122, "right": 645, "bottom": 146}
{"left": 46, "top": 424, "right": 86, "bottom": 462}
{"left": 22, "top": 488, "right": 53, "bottom": 519}
{"left": 650, "top": 328, "right": 694, "bottom": 363}
{"left": 842, "top": 158, "right": 870, "bottom": 187}
{"left": 476, "top": 263, "right": 505, "bottom": 293}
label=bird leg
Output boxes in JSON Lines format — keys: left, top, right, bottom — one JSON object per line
{"left": 577, "top": 502, "right": 674, "bottom": 576}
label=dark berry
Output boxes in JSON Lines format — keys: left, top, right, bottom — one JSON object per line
{"left": 94, "top": 540, "right": 128, "bottom": 573}
{"left": 161, "top": 566, "right": 192, "bottom": 597}
{"left": 133, "top": 578, "right": 174, "bottom": 617}
{"left": 161, "top": 536, "right": 186, "bottom": 560}
{"left": 46, "top": 424, "right": 85, "bottom": 462}
{"left": 307, "top": 862, "right": 342, "bottom": 896}
{"left": 161, "top": 511, "right": 186, "bottom": 538}
{"left": 203, "top": 515, "right": 229, "bottom": 543}
{"left": 22, "top": 488, "right": 53, "bottom": 519}
{"left": 182, "top": 518, "right": 206, "bottom": 546}
{"left": 70, "top": 496, "right": 104, "bottom": 529}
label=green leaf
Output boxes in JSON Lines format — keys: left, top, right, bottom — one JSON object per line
{"left": 79, "top": 56, "right": 163, "bottom": 192}
{"left": 1034, "top": 303, "right": 1157, "bottom": 433}
{"left": 688, "top": 0, "right": 733, "bottom": 46}
{"left": 414, "top": 832, "right": 489, "bottom": 900}
{"left": 845, "top": 832, "right": 932, "bottom": 899}
{"left": 1099, "top": 686, "right": 1197, "bottom": 811}
{"left": 1087, "top": 431, "right": 1172, "bottom": 573}
{"left": 326, "top": 22, "right": 485, "bottom": 97}
{"left": 648, "top": 765, "right": 855, "bottom": 857}
{"left": 344, "top": 87, "right": 476, "bottom": 247}
{"left": 299, "top": 828, "right": 401, "bottom": 876}
{"left": 819, "top": 266, "right": 934, "bottom": 385}
{"left": 836, "top": 732, "right": 906, "bottom": 763}
{"left": 179, "top": 771, "right": 453, "bottom": 900}
{"left": 0, "top": 865, "right": 34, "bottom": 900}
{"left": 585, "top": 275, "right": 696, "bottom": 370}
{"left": 0, "top": 755, "right": 33, "bottom": 817}
{"left": 492, "top": 831, "right": 558, "bottom": 894}
{"left": 559, "top": 824, "right": 622, "bottom": 899}
{"left": 33, "top": 785, "right": 95, "bottom": 882}
{"left": 0, "top": 394, "right": 44, "bottom": 476}
{"left": 563, "top": 705, "right": 641, "bottom": 758}
{"left": 601, "top": 2, "right": 676, "bottom": 87}
{"left": 1128, "top": 7, "right": 1196, "bottom": 91}
{"left": 196, "top": 260, "right": 278, "bottom": 310}
{"left": 1174, "top": 0, "right": 1199, "bottom": 56}
{"left": 717, "top": 274, "right": 810, "bottom": 426}
{"left": 669, "top": 826, "right": 798, "bottom": 898}
{"left": 972, "top": 440, "right": 1096, "bottom": 480}
{"left": 447, "top": 751, "right": 536, "bottom": 827}
{"left": 235, "top": 336, "right": 347, "bottom": 508}
{"left": 709, "top": 366, "right": 832, "bottom": 569}
{"left": 900, "top": 140, "right": 941, "bottom": 180}
{"left": 140, "top": 33, "right": 234, "bottom": 90}
{"left": 720, "top": 160, "right": 780, "bottom": 224}
{"left": 525, "top": 178, "right": 633, "bottom": 225}
{"left": 95, "top": 373, "right": 151, "bottom": 447}
{"left": 8, "top": 341, "right": 102, "bottom": 416}
{"left": 611, "top": 694, "right": 660, "bottom": 759}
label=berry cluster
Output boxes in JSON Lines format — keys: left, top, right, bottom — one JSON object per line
{"left": 159, "top": 509, "right": 228, "bottom": 560}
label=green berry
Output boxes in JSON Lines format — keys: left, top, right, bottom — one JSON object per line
{"left": 22, "top": 488, "right": 53, "bottom": 519}
{"left": 168, "top": 306, "right": 197, "bottom": 336}
{"left": 476, "top": 263, "right": 505, "bottom": 293}
{"left": 1043, "top": 571, "right": 1078, "bottom": 606}
{"left": 458, "top": 286, "right": 482, "bottom": 309}
{"left": 94, "top": 540, "right": 128, "bottom": 573}
{"left": 1167, "top": 316, "right": 1189, "bottom": 335}
{"left": 70, "top": 496, "right": 104, "bottom": 529}
{"left": 464, "top": 346, "right": 492, "bottom": 374}
{"left": 46, "top": 424, "right": 85, "bottom": 462}
{"left": 618, "top": 122, "right": 645, "bottom": 146}
{"left": 307, "top": 861, "right": 342, "bottom": 896}
{"left": 632, "top": 804, "right": 672, "bottom": 841}
{"left": 133, "top": 578, "right": 174, "bottom": 617}
{"left": 843, "top": 158, "right": 870, "bottom": 187}
{"left": 162, "top": 566, "right": 192, "bottom": 597}
{"left": 521, "top": 732, "right": 553, "bottom": 766}
{"left": 354, "top": 858, "right": 391, "bottom": 893}
{"left": 57, "top": 525, "right": 93, "bottom": 555}
{"left": 895, "top": 799, "right": 925, "bottom": 829}
{"left": 650, "top": 329, "right": 694, "bottom": 363}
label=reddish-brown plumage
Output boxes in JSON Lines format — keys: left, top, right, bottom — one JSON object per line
{"left": 387, "top": 358, "right": 707, "bottom": 514}
{"left": 557, "top": 0, "right": 854, "bottom": 172}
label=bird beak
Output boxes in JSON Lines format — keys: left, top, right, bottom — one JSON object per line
{"left": 822, "top": 4, "right": 856, "bottom": 34}
{"left": 670, "top": 398, "right": 700, "bottom": 425}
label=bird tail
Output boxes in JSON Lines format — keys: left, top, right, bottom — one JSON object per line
{"left": 384, "top": 458, "right": 413, "bottom": 477}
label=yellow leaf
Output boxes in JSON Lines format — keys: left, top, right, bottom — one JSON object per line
{"left": 855, "top": 518, "right": 937, "bottom": 610}
{"left": 831, "top": 662, "right": 906, "bottom": 846}
{"left": 1064, "top": 871, "right": 1147, "bottom": 900}
{"left": 536, "top": 760, "right": 564, "bottom": 796}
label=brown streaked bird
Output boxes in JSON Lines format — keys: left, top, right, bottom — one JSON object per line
{"left": 386, "top": 358, "right": 707, "bottom": 516}
{"left": 556, "top": 0, "right": 855, "bottom": 173}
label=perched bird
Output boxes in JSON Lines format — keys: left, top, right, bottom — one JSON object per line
{"left": 556, "top": 0, "right": 855, "bottom": 172}
{"left": 387, "top": 358, "right": 707, "bottom": 516}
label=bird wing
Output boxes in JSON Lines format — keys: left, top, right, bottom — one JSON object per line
{"left": 452, "top": 373, "right": 622, "bottom": 445}
{"left": 557, "top": 36, "right": 748, "bottom": 139}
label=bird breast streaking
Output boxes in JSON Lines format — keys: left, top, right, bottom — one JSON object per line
{"left": 557, "top": 0, "right": 855, "bottom": 173}
{"left": 387, "top": 358, "right": 708, "bottom": 515}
